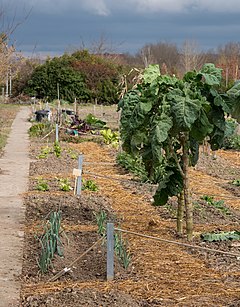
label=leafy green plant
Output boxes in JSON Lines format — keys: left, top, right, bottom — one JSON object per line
{"left": 66, "top": 148, "right": 78, "bottom": 159}
{"left": 82, "top": 179, "right": 99, "bottom": 191}
{"left": 116, "top": 152, "right": 148, "bottom": 182}
{"left": 223, "top": 134, "right": 240, "bottom": 150}
{"left": 118, "top": 63, "right": 239, "bottom": 240}
{"left": 57, "top": 178, "right": 73, "bottom": 191}
{"left": 29, "top": 122, "right": 51, "bottom": 137}
{"left": 114, "top": 232, "right": 131, "bottom": 269}
{"left": 201, "top": 231, "right": 240, "bottom": 242}
{"left": 53, "top": 141, "right": 62, "bottom": 158}
{"left": 85, "top": 113, "right": 106, "bottom": 128}
{"left": 37, "top": 211, "right": 63, "bottom": 273}
{"left": 100, "top": 128, "right": 119, "bottom": 148}
{"left": 232, "top": 179, "right": 240, "bottom": 186}
{"left": 201, "top": 195, "right": 231, "bottom": 215}
{"left": 37, "top": 146, "right": 52, "bottom": 159}
{"left": 36, "top": 178, "right": 49, "bottom": 191}
{"left": 94, "top": 212, "right": 131, "bottom": 269}
{"left": 94, "top": 211, "right": 107, "bottom": 236}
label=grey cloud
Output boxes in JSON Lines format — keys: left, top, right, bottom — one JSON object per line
{"left": 4, "top": 0, "right": 240, "bottom": 56}
{"left": 5, "top": 0, "right": 240, "bottom": 16}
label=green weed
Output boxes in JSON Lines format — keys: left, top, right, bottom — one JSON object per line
{"left": 29, "top": 122, "right": 51, "bottom": 137}
{"left": 201, "top": 195, "right": 231, "bottom": 215}
{"left": 57, "top": 178, "right": 73, "bottom": 191}
{"left": 116, "top": 152, "right": 148, "bottom": 182}
{"left": 53, "top": 141, "right": 62, "bottom": 158}
{"left": 201, "top": 231, "right": 240, "bottom": 242}
{"left": 37, "top": 146, "right": 52, "bottom": 159}
{"left": 36, "top": 178, "right": 49, "bottom": 191}
{"left": 232, "top": 179, "right": 240, "bottom": 186}
{"left": 82, "top": 179, "right": 99, "bottom": 191}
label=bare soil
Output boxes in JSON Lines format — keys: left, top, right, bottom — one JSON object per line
{"left": 20, "top": 136, "right": 240, "bottom": 306}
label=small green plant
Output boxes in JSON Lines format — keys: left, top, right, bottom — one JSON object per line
{"left": 58, "top": 178, "right": 73, "bottom": 191}
{"left": 222, "top": 118, "right": 240, "bottom": 149}
{"left": 116, "top": 152, "right": 148, "bottom": 182}
{"left": 66, "top": 148, "right": 78, "bottom": 159}
{"left": 37, "top": 146, "right": 52, "bottom": 159}
{"left": 232, "top": 179, "right": 240, "bottom": 186}
{"left": 94, "top": 212, "right": 131, "bottom": 269}
{"left": 29, "top": 122, "right": 51, "bottom": 137}
{"left": 82, "top": 179, "right": 99, "bottom": 191}
{"left": 114, "top": 232, "right": 131, "bottom": 269}
{"left": 201, "top": 231, "right": 240, "bottom": 242}
{"left": 85, "top": 113, "right": 106, "bottom": 128}
{"left": 201, "top": 195, "right": 231, "bottom": 215}
{"left": 94, "top": 211, "right": 107, "bottom": 236}
{"left": 36, "top": 178, "right": 49, "bottom": 191}
{"left": 53, "top": 141, "right": 62, "bottom": 158}
{"left": 37, "top": 211, "right": 63, "bottom": 273}
{"left": 100, "top": 129, "right": 119, "bottom": 148}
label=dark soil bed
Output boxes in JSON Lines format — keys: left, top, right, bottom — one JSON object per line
{"left": 195, "top": 152, "right": 240, "bottom": 180}
{"left": 24, "top": 193, "right": 114, "bottom": 225}
{"left": 186, "top": 238, "right": 240, "bottom": 275}
{"left": 154, "top": 196, "right": 240, "bottom": 226}
{"left": 21, "top": 289, "right": 141, "bottom": 307}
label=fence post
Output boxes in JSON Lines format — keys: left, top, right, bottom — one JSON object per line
{"left": 76, "top": 154, "right": 83, "bottom": 195}
{"left": 55, "top": 123, "right": 59, "bottom": 142}
{"left": 107, "top": 223, "right": 114, "bottom": 281}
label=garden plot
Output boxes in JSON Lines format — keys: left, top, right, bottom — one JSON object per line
{"left": 20, "top": 138, "right": 240, "bottom": 306}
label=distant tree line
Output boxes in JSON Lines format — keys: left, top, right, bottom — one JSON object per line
{"left": 8, "top": 40, "right": 240, "bottom": 104}
{"left": 122, "top": 40, "right": 240, "bottom": 89}
{"left": 12, "top": 50, "right": 124, "bottom": 104}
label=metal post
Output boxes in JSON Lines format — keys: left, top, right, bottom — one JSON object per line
{"left": 76, "top": 154, "right": 83, "bottom": 195}
{"left": 57, "top": 82, "right": 60, "bottom": 101}
{"left": 107, "top": 223, "right": 114, "bottom": 281}
{"left": 9, "top": 67, "right": 12, "bottom": 96}
{"left": 74, "top": 98, "right": 77, "bottom": 114}
{"left": 6, "top": 70, "right": 8, "bottom": 97}
{"left": 55, "top": 123, "right": 59, "bottom": 142}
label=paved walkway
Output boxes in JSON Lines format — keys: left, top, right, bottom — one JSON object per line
{"left": 0, "top": 107, "right": 31, "bottom": 307}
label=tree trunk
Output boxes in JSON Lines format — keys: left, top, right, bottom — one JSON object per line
{"left": 181, "top": 132, "right": 193, "bottom": 241}
{"left": 177, "top": 191, "right": 184, "bottom": 235}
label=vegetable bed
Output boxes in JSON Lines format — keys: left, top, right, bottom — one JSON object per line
{"left": 20, "top": 136, "right": 240, "bottom": 306}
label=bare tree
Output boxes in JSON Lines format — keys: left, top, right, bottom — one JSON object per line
{"left": 138, "top": 45, "right": 156, "bottom": 68}
{"left": 136, "top": 42, "right": 179, "bottom": 73}
{"left": 179, "top": 40, "right": 206, "bottom": 74}
{"left": 217, "top": 42, "right": 240, "bottom": 87}
{"left": 0, "top": 3, "right": 31, "bottom": 98}
{"left": 150, "top": 42, "right": 179, "bottom": 73}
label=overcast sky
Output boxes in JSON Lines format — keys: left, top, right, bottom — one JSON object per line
{"left": 3, "top": 0, "right": 240, "bottom": 57}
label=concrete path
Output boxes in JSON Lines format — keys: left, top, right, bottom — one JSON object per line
{"left": 0, "top": 107, "right": 31, "bottom": 307}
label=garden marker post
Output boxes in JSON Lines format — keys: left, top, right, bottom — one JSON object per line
{"left": 107, "top": 223, "right": 114, "bottom": 281}
{"left": 76, "top": 154, "right": 83, "bottom": 195}
{"left": 55, "top": 123, "right": 59, "bottom": 142}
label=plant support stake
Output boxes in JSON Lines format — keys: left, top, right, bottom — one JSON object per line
{"left": 55, "top": 123, "right": 59, "bottom": 142}
{"left": 107, "top": 223, "right": 114, "bottom": 281}
{"left": 76, "top": 154, "right": 83, "bottom": 195}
